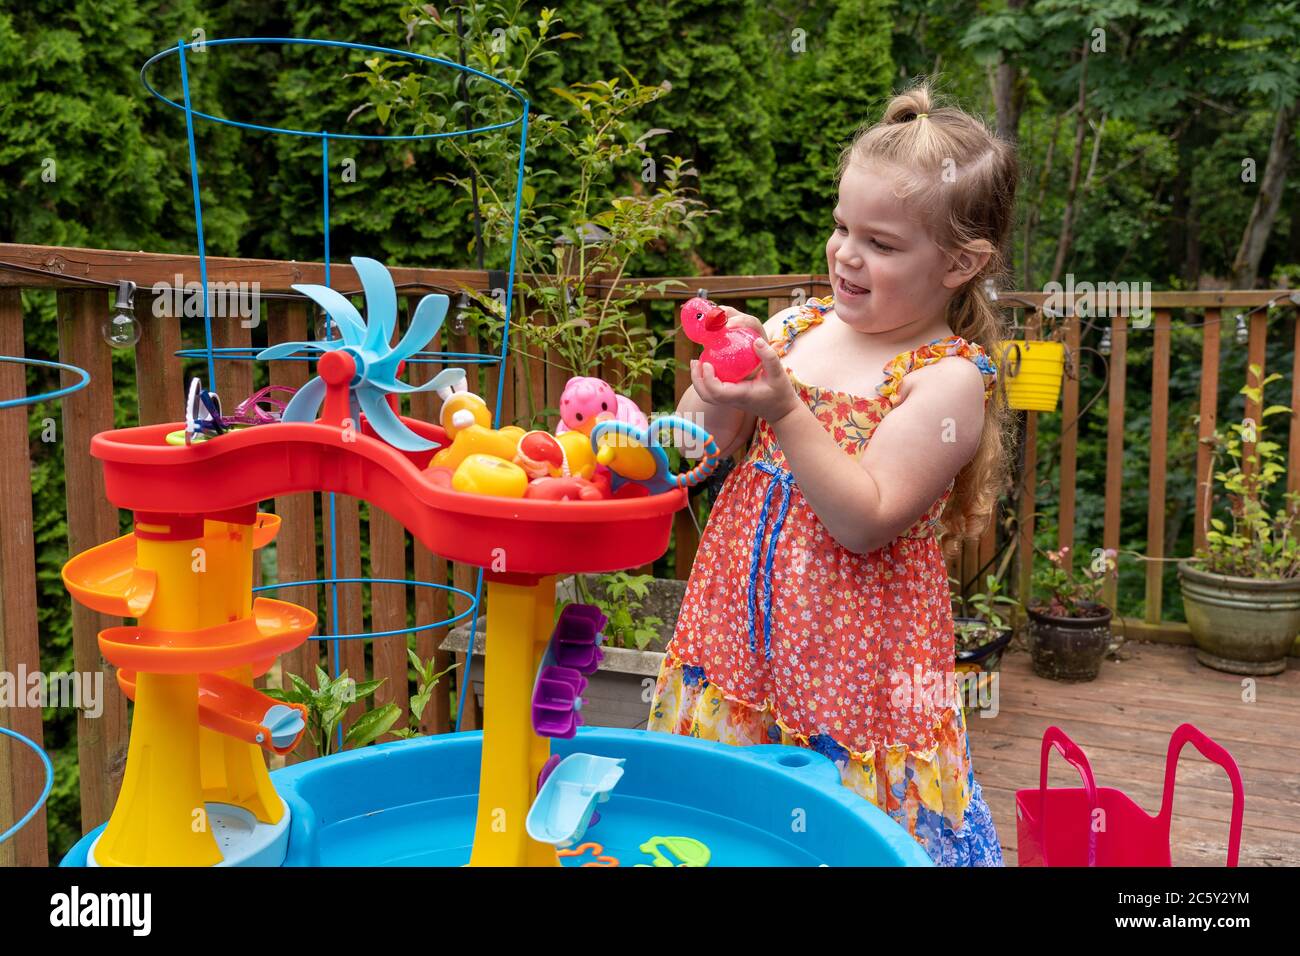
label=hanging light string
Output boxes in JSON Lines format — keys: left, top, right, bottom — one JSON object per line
{"left": 7, "top": 256, "right": 1296, "bottom": 328}
{"left": 0, "top": 257, "right": 473, "bottom": 301}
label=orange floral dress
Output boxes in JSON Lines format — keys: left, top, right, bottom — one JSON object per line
{"left": 647, "top": 295, "right": 1004, "bottom": 866}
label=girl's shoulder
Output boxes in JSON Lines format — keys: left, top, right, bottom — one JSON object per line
{"left": 877, "top": 335, "right": 999, "bottom": 408}
{"left": 771, "top": 295, "right": 834, "bottom": 357}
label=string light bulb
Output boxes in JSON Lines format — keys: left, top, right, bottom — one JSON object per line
{"left": 1098, "top": 325, "right": 1112, "bottom": 356}
{"left": 1234, "top": 313, "right": 1249, "bottom": 346}
{"left": 102, "top": 280, "right": 141, "bottom": 349}
{"left": 315, "top": 308, "right": 337, "bottom": 342}
{"left": 452, "top": 292, "right": 470, "bottom": 335}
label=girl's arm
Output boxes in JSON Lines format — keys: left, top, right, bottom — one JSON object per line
{"left": 675, "top": 307, "right": 797, "bottom": 458}
{"left": 769, "top": 357, "right": 987, "bottom": 554}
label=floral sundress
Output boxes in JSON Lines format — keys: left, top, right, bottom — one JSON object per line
{"left": 648, "top": 294, "right": 1004, "bottom": 866}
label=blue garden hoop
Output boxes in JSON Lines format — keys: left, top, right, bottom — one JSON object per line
{"left": 140, "top": 37, "right": 528, "bottom": 142}
{"left": 144, "top": 36, "right": 531, "bottom": 737}
{"left": 253, "top": 577, "right": 476, "bottom": 641}
{"left": 0, "top": 356, "right": 91, "bottom": 410}
{"left": 0, "top": 727, "right": 55, "bottom": 846}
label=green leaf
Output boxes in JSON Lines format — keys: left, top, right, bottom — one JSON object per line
{"left": 351, "top": 678, "right": 386, "bottom": 700}
{"left": 344, "top": 703, "right": 402, "bottom": 749}
{"left": 288, "top": 673, "right": 315, "bottom": 701}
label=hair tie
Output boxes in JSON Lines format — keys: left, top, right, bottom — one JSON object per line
{"left": 915, "top": 112, "right": 928, "bottom": 120}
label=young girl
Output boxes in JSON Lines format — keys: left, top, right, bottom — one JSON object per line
{"left": 647, "top": 83, "right": 1016, "bottom": 866}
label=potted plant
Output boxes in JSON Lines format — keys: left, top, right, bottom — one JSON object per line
{"left": 1178, "top": 366, "right": 1300, "bottom": 675}
{"left": 951, "top": 572, "right": 1020, "bottom": 716}
{"left": 440, "top": 571, "right": 687, "bottom": 729}
{"left": 1027, "top": 545, "right": 1118, "bottom": 681}
{"left": 952, "top": 573, "right": 1020, "bottom": 673}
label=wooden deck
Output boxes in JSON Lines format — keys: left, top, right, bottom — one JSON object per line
{"left": 968, "top": 641, "right": 1300, "bottom": 866}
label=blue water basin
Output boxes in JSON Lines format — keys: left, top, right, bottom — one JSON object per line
{"left": 63, "top": 728, "right": 932, "bottom": 867}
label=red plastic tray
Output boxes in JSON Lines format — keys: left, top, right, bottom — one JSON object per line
{"left": 91, "top": 418, "right": 687, "bottom": 582}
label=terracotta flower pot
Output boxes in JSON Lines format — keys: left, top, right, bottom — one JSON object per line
{"left": 1178, "top": 559, "right": 1300, "bottom": 676}
{"left": 1026, "top": 602, "right": 1112, "bottom": 682}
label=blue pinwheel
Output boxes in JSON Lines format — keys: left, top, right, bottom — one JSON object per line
{"left": 256, "top": 256, "right": 463, "bottom": 451}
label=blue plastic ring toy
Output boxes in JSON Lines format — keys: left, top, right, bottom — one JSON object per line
{"left": 591, "top": 415, "right": 722, "bottom": 492}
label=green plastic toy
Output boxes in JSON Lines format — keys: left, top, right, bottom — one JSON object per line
{"left": 634, "top": 835, "right": 712, "bottom": 867}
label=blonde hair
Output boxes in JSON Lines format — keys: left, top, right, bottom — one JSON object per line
{"left": 837, "top": 79, "right": 1019, "bottom": 560}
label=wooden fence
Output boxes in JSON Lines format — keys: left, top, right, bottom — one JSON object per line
{"left": 0, "top": 241, "right": 1296, "bottom": 865}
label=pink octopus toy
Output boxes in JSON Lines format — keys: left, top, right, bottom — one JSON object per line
{"left": 555, "top": 376, "right": 649, "bottom": 436}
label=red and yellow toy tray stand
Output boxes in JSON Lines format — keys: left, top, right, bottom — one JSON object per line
{"left": 63, "top": 408, "right": 686, "bottom": 866}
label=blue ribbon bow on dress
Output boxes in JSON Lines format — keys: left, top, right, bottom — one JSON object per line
{"left": 746, "top": 460, "right": 795, "bottom": 662}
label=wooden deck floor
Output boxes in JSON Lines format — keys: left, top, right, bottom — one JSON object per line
{"left": 967, "top": 641, "right": 1300, "bottom": 867}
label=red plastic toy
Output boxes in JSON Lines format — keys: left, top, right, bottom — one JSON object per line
{"left": 680, "top": 296, "right": 762, "bottom": 383}
{"left": 525, "top": 475, "right": 606, "bottom": 501}
{"left": 1015, "top": 724, "right": 1244, "bottom": 866}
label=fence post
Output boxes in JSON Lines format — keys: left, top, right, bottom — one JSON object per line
{"left": 1101, "top": 314, "right": 1128, "bottom": 609}
{"left": 1194, "top": 309, "right": 1223, "bottom": 551}
{"left": 1058, "top": 311, "right": 1080, "bottom": 555}
{"left": 1015, "top": 311, "right": 1042, "bottom": 606}
{"left": 134, "top": 282, "right": 183, "bottom": 426}
{"left": 0, "top": 289, "right": 48, "bottom": 866}
{"left": 1144, "top": 310, "right": 1172, "bottom": 623}
{"left": 57, "top": 289, "right": 129, "bottom": 837}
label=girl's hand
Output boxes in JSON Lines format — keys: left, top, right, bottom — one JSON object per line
{"left": 721, "top": 307, "right": 766, "bottom": 339}
{"left": 690, "top": 311, "right": 800, "bottom": 423}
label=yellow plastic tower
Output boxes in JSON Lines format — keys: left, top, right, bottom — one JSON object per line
{"left": 468, "top": 575, "right": 561, "bottom": 867}
{"left": 62, "top": 508, "right": 313, "bottom": 866}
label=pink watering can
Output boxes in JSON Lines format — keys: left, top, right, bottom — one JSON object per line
{"left": 555, "top": 376, "right": 648, "bottom": 436}
{"left": 680, "top": 296, "right": 762, "bottom": 383}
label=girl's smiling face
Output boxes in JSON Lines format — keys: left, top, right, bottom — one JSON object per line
{"left": 826, "top": 161, "right": 974, "bottom": 336}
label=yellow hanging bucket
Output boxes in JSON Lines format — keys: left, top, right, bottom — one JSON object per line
{"left": 998, "top": 339, "right": 1065, "bottom": 412}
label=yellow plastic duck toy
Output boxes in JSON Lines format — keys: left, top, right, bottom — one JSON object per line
{"left": 452, "top": 454, "right": 529, "bottom": 497}
{"left": 431, "top": 424, "right": 526, "bottom": 471}
{"left": 556, "top": 430, "right": 597, "bottom": 480}
{"left": 434, "top": 371, "right": 493, "bottom": 439}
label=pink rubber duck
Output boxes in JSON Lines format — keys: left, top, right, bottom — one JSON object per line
{"left": 680, "top": 296, "right": 762, "bottom": 383}
{"left": 555, "top": 376, "right": 649, "bottom": 436}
